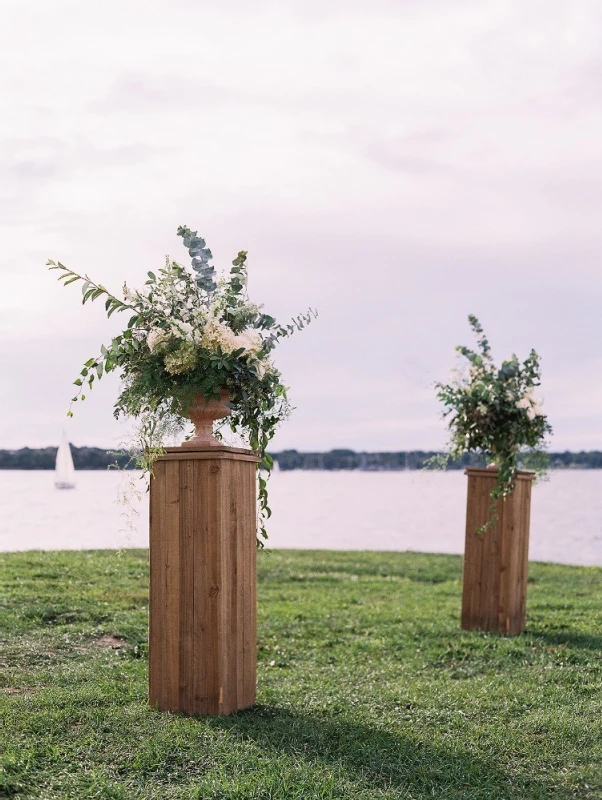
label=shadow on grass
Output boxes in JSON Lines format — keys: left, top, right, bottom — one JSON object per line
{"left": 206, "top": 704, "right": 548, "bottom": 798}
{"left": 527, "top": 629, "right": 602, "bottom": 652}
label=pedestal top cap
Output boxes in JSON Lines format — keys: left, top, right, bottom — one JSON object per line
{"left": 464, "top": 466, "right": 535, "bottom": 480}
{"left": 156, "top": 444, "right": 260, "bottom": 463}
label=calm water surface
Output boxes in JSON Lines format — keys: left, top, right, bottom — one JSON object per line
{"left": 0, "top": 470, "right": 600, "bottom": 565}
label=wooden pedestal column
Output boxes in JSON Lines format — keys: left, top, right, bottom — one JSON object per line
{"left": 461, "top": 467, "right": 535, "bottom": 636}
{"left": 149, "top": 445, "right": 260, "bottom": 716}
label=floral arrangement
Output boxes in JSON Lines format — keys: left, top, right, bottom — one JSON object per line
{"left": 48, "top": 225, "right": 316, "bottom": 541}
{"left": 435, "top": 315, "right": 552, "bottom": 503}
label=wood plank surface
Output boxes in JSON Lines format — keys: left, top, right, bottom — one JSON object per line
{"left": 243, "top": 460, "right": 257, "bottom": 708}
{"left": 149, "top": 449, "right": 259, "bottom": 715}
{"left": 479, "top": 477, "right": 495, "bottom": 623}
{"left": 497, "top": 492, "right": 511, "bottom": 634}
{"left": 217, "top": 457, "right": 232, "bottom": 715}
{"left": 462, "top": 468, "right": 533, "bottom": 635}
{"left": 178, "top": 459, "right": 195, "bottom": 710}
{"left": 517, "top": 480, "right": 532, "bottom": 629}
{"left": 192, "top": 458, "right": 209, "bottom": 716}
{"left": 163, "top": 460, "right": 181, "bottom": 710}
{"left": 148, "top": 461, "right": 165, "bottom": 708}
{"left": 233, "top": 460, "right": 244, "bottom": 711}
{"left": 205, "top": 458, "right": 222, "bottom": 715}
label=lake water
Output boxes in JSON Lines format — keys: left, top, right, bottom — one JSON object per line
{"left": 0, "top": 470, "right": 600, "bottom": 566}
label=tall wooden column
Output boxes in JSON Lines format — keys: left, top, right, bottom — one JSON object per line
{"left": 149, "top": 445, "right": 260, "bottom": 715}
{"left": 461, "top": 467, "right": 535, "bottom": 636}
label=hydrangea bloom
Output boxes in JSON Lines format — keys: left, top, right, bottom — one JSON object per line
{"left": 164, "top": 341, "right": 198, "bottom": 375}
{"left": 200, "top": 317, "right": 242, "bottom": 354}
{"left": 234, "top": 328, "right": 263, "bottom": 354}
{"left": 147, "top": 329, "right": 169, "bottom": 353}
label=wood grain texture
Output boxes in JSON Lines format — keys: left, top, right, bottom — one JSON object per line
{"left": 242, "top": 459, "right": 257, "bottom": 707}
{"left": 163, "top": 460, "right": 181, "bottom": 710}
{"left": 178, "top": 459, "right": 195, "bottom": 711}
{"left": 148, "top": 461, "right": 165, "bottom": 708}
{"left": 461, "top": 468, "right": 534, "bottom": 635}
{"left": 192, "top": 458, "right": 209, "bottom": 716}
{"left": 148, "top": 448, "right": 259, "bottom": 715}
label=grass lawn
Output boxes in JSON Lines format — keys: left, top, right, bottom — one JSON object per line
{"left": 1, "top": 549, "right": 601, "bottom": 799}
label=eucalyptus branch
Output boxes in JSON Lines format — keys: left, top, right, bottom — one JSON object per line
{"left": 261, "top": 307, "right": 318, "bottom": 353}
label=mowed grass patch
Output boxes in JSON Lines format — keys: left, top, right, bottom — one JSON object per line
{"left": 1, "top": 549, "right": 601, "bottom": 799}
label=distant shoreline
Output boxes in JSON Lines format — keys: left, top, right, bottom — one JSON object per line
{"left": 1, "top": 446, "right": 601, "bottom": 471}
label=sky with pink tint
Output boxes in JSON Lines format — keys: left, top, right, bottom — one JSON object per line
{"left": 1, "top": 0, "right": 601, "bottom": 451}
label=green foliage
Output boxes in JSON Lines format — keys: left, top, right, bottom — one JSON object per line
{"left": 48, "top": 227, "right": 317, "bottom": 541}
{"left": 436, "top": 315, "right": 553, "bottom": 505}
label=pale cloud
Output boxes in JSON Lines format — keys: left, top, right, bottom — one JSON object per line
{"left": 92, "top": 74, "right": 239, "bottom": 114}
{"left": 0, "top": 137, "right": 163, "bottom": 184}
{"left": 0, "top": 0, "right": 600, "bottom": 451}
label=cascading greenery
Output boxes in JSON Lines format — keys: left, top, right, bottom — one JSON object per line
{"left": 48, "top": 225, "right": 316, "bottom": 542}
{"left": 435, "top": 315, "right": 552, "bottom": 507}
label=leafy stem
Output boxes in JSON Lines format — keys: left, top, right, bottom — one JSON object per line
{"left": 47, "top": 260, "right": 137, "bottom": 316}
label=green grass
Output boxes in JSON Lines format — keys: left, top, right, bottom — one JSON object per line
{"left": 1, "top": 549, "right": 601, "bottom": 799}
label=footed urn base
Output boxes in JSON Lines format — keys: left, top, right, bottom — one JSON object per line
{"left": 183, "top": 390, "right": 231, "bottom": 448}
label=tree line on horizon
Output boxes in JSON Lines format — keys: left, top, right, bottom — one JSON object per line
{"left": 1, "top": 446, "right": 601, "bottom": 471}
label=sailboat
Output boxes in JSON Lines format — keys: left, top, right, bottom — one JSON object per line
{"left": 55, "top": 431, "right": 76, "bottom": 489}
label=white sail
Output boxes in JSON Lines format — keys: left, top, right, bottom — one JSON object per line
{"left": 55, "top": 431, "right": 76, "bottom": 489}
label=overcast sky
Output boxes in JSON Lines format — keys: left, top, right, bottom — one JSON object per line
{"left": 1, "top": 0, "right": 601, "bottom": 452}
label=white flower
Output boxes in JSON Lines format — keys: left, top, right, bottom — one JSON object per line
{"left": 516, "top": 387, "right": 544, "bottom": 419}
{"left": 233, "top": 328, "right": 263, "bottom": 354}
{"left": 147, "top": 328, "right": 169, "bottom": 353}
{"left": 200, "top": 317, "right": 239, "bottom": 354}
{"left": 447, "top": 360, "right": 467, "bottom": 387}
{"left": 254, "top": 356, "right": 274, "bottom": 379}
{"left": 171, "top": 321, "right": 194, "bottom": 341}
{"left": 122, "top": 283, "right": 136, "bottom": 303}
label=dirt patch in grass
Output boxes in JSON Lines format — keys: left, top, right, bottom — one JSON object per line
{"left": 92, "top": 634, "right": 128, "bottom": 649}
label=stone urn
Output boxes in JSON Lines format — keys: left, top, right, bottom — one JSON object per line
{"left": 182, "top": 390, "right": 231, "bottom": 448}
